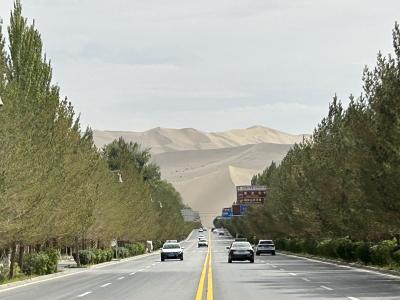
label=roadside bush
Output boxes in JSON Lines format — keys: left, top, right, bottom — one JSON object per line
{"left": 92, "top": 249, "right": 113, "bottom": 264}
{"left": 287, "top": 239, "right": 302, "bottom": 253}
{"left": 354, "top": 241, "right": 372, "bottom": 264}
{"left": 23, "top": 253, "right": 51, "bottom": 275}
{"left": 334, "top": 237, "right": 355, "bottom": 261}
{"left": 126, "top": 243, "right": 145, "bottom": 256}
{"left": 392, "top": 249, "right": 400, "bottom": 265}
{"left": 45, "top": 249, "right": 60, "bottom": 273}
{"left": 302, "top": 239, "right": 318, "bottom": 255}
{"left": 316, "top": 239, "right": 336, "bottom": 258}
{"left": 370, "top": 240, "right": 397, "bottom": 266}
{"left": 275, "top": 239, "right": 289, "bottom": 251}
{"left": 113, "top": 247, "right": 129, "bottom": 259}
{"left": 78, "top": 250, "right": 95, "bottom": 265}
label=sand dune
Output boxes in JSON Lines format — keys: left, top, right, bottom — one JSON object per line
{"left": 93, "top": 126, "right": 300, "bottom": 226}
{"left": 93, "top": 125, "right": 306, "bottom": 153}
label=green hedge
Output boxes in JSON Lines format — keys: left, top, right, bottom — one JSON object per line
{"left": 275, "top": 238, "right": 400, "bottom": 268}
{"left": 126, "top": 243, "right": 145, "bottom": 256}
{"left": 22, "top": 249, "right": 60, "bottom": 275}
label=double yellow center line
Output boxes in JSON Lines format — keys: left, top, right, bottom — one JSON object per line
{"left": 195, "top": 232, "right": 213, "bottom": 300}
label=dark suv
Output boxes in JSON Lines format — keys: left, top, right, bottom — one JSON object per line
{"left": 228, "top": 242, "right": 254, "bottom": 263}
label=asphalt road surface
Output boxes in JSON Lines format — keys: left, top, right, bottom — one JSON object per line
{"left": 1, "top": 230, "right": 399, "bottom": 300}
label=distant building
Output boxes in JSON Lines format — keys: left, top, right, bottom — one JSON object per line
{"left": 180, "top": 208, "right": 201, "bottom": 222}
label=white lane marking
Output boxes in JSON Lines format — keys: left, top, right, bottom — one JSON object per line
{"left": 101, "top": 283, "right": 112, "bottom": 287}
{"left": 145, "top": 265, "right": 151, "bottom": 268}
{"left": 320, "top": 285, "right": 333, "bottom": 291}
{"left": 281, "top": 253, "right": 400, "bottom": 279}
{"left": 138, "top": 268, "right": 144, "bottom": 272}
{"left": 279, "top": 268, "right": 285, "bottom": 271}
{"left": 347, "top": 297, "right": 360, "bottom": 300}
{"left": 289, "top": 273, "right": 297, "bottom": 276}
{"left": 301, "top": 278, "right": 311, "bottom": 282}
{"left": 129, "top": 272, "right": 136, "bottom": 276}
{"left": 152, "top": 263, "right": 156, "bottom": 266}
{"left": 117, "top": 276, "right": 125, "bottom": 280}
{"left": 272, "top": 265, "right": 277, "bottom": 268}
{"left": 77, "top": 291, "right": 92, "bottom": 297}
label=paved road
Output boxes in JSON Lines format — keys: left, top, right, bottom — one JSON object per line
{"left": 0, "top": 230, "right": 399, "bottom": 299}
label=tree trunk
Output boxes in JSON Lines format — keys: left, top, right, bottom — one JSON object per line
{"left": 8, "top": 243, "right": 17, "bottom": 279}
{"left": 75, "top": 236, "right": 80, "bottom": 268}
{"left": 18, "top": 244, "right": 24, "bottom": 272}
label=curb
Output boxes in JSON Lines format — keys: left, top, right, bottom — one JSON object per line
{"left": 280, "top": 251, "right": 400, "bottom": 278}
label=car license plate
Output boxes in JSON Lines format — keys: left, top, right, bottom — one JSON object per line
{"left": 237, "top": 250, "right": 247, "bottom": 254}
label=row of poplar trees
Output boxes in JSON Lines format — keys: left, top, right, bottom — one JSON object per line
{"left": 223, "top": 24, "right": 400, "bottom": 243}
{"left": 0, "top": 2, "right": 194, "bottom": 278}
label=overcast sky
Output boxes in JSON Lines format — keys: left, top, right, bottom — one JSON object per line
{"left": 1, "top": 0, "right": 399, "bottom": 133}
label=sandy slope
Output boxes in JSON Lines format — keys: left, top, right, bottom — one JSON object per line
{"left": 93, "top": 125, "right": 306, "bottom": 153}
{"left": 93, "top": 126, "right": 299, "bottom": 226}
{"left": 152, "top": 143, "right": 292, "bottom": 226}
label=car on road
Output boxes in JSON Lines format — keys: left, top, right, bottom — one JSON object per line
{"left": 166, "top": 240, "right": 178, "bottom": 243}
{"left": 256, "top": 240, "right": 276, "bottom": 256}
{"left": 198, "top": 234, "right": 205, "bottom": 240}
{"left": 228, "top": 241, "right": 254, "bottom": 263}
{"left": 218, "top": 231, "right": 225, "bottom": 236}
{"left": 161, "top": 243, "right": 184, "bottom": 261}
{"left": 198, "top": 228, "right": 204, "bottom": 232}
{"left": 198, "top": 238, "right": 208, "bottom": 247}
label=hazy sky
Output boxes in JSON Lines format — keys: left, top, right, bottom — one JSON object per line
{"left": 1, "top": 0, "right": 399, "bottom": 133}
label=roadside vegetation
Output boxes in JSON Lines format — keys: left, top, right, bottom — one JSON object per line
{"left": 0, "top": 1, "right": 197, "bottom": 283}
{"left": 218, "top": 23, "right": 400, "bottom": 270}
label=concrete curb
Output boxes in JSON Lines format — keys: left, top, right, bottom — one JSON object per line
{"left": 280, "top": 251, "right": 400, "bottom": 279}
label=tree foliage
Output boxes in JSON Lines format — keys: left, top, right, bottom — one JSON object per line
{"left": 0, "top": 1, "right": 194, "bottom": 279}
{"left": 222, "top": 23, "right": 400, "bottom": 243}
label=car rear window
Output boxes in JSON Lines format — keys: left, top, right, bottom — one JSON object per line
{"left": 163, "top": 243, "right": 180, "bottom": 249}
{"left": 259, "top": 240, "right": 274, "bottom": 245}
{"left": 231, "top": 242, "right": 251, "bottom": 249}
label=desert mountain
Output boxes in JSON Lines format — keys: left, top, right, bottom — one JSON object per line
{"left": 93, "top": 126, "right": 305, "bottom": 226}
{"left": 93, "top": 125, "right": 306, "bottom": 153}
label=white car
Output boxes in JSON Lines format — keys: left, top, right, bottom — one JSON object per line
{"left": 198, "top": 238, "right": 208, "bottom": 248}
{"left": 161, "top": 243, "right": 184, "bottom": 261}
{"left": 256, "top": 240, "right": 276, "bottom": 256}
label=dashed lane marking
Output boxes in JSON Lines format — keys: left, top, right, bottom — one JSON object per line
{"left": 289, "top": 273, "right": 297, "bottom": 276}
{"left": 129, "top": 272, "right": 136, "bottom": 276}
{"left": 117, "top": 276, "right": 125, "bottom": 280}
{"left": 301, "top": 278, "right": 311, "bottom": 282}
{"left": 320, "top": 285, "right": 333, "bottom": 291}
{"left": 347, "top": 297, "right": 360, "bottom": 300}
{"left": 77, "top": 291, "right": 92, "bottom": 298}
{"left": 100, "top": 283, "right": 112, "bottom": 287}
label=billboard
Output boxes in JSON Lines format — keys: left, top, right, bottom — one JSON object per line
{"left": 222, "top": 207, "right": 232, "bottom": 219}
{"left": 236, "top": 185, "right": 267, "bottom": 205}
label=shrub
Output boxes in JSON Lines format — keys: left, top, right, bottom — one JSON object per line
{"left": 113, "top": 247, "right": 129, "bottom": 259}
{"left": 392, "top": 249, "right": 400, "bottom": 265}
{"left": 316, "top": 239, "right": 336, "bottom": 258}
{"left": 302, "top": 239, "right": 318, "bottom": 254}
{"left": 23, "top": 253, "right": 50, "bottom": 275}
{"left": 370, "top": 240, "right": 397, "bottom": 266}
{"left": 335, "top": 237, "right": 355, "bottom": 261}
{"left": 287, "top": 239, "right": 302, "bottom": 253}
{"left": 126, "top": 243, "right": 145, "bottom": 256}
{"left": 45, "top": 249, "right": 60, "bottom": 273}
{"left": 78, "top": 250, "right": 95, "bottom": 265}
{"left": 354, "top": 241, "right": 372, "bottom": 264}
